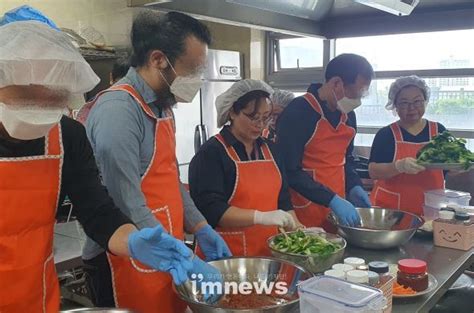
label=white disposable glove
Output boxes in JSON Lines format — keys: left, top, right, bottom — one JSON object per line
{"left": 395, "top": 157, "right": 426, "bottom": 174}
{"left": 254, "top": 210, "right": 296, "bottom": 229}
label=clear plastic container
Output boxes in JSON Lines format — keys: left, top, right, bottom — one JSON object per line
{"left": 424, "top": 189, "right": 471, "bottom": 209}
{"left": 298, "top": 276, "right": 387, "bottom": 313}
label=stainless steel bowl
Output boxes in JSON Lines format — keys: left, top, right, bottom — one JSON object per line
{"left": 174, "top": 257, "right": 311, "bottom": 313}
{"left": 329, "top": 207, "right": 424, "bottom": 249}
{"left": 267, "top": 231, "right": 346, "bottom": 274}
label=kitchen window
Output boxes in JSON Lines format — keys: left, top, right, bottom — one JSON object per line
{"left": 276, "top": 37, "right": 324, "bottom": 70}
{"left": 335, "top": 29, "right": 474, "bottom": 146}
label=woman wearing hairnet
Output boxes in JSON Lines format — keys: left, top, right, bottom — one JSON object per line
{"left": 262, "top": 89, "right": 295, "bottom": 141}
{"left": 369, "top": 76, "right": 445, "bottom": 215}
{"left": 189, "top": 79, "right": 300, "bottom": 256}
{"left": 0, "top": 20, "right": 199, "bottom": 313}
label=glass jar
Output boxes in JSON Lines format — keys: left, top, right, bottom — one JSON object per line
{"left": 397, "top": 259, "right": 428, "bottom": 292}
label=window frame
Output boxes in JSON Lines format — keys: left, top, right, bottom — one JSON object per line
{"left": 265, "top": 30, "right": 474, "bottom": 139}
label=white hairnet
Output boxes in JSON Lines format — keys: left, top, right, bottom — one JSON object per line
{"left": 271, "top": 89, "right": 295, "bottom": 109}
{"left": 386, "top": 75, "right": 430, "bottom": 110}
{"left": 216, "top": 79, "right": 273, "bottom": 127}
{"left": 0, "top": 21, "right": 99, "bottom": 94}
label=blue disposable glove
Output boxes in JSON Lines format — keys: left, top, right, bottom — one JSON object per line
{"left": 195, "top": 224, "right": 232, "bottom": 261}
{"left": 347, "top": 185, "right": 372, "bottom": 208}
{"left": 128, "top": 225, "right": 193, "bottom": 285}
{"left": 329, "top": 195, "right": 361, "bottom": 227}
{"left": 188, "top": 257, "right": 223, "bottom": 303}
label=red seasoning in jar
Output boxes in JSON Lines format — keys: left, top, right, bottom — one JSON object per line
{"left": 397, "top": 259, "right": 429, "bottom": 292}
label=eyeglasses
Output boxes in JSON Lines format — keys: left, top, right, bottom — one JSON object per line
{"left": 242, "top": 112, "right": 272, "bottom": 126}
{"left": 395, "top": 99, "right": 425, "bottom": 109}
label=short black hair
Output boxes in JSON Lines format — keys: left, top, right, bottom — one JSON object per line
{"left": 111, "top": 58, "right": 130, "bottom": 81}
{"left": 130, "top": 11, "right": 212, "bottom": 67}
{"left": 232, "top": 90, "right": 272, "bottom": 117}
{"left": 325, "top": 53, "right": 374, "bottom": 85}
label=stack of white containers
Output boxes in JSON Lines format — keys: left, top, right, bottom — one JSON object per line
{"left": 423, "top": 189, "right": 471, "bottom": 220}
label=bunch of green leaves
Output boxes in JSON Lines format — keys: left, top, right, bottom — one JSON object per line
{"left": 417, "top": 131, "right": 474, "bottom": 169}
{"left": 271, "top": 230, "right": 341, "bottom": 256}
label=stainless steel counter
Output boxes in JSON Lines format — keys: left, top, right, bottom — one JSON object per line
{"left": 346, "top": 233, "right": 474, "bottom": 313}
{"left": 54, "top": 221, "right": 85, "bottom": 272}
{"left": 53, "top": 222, "right": 473, "bottom": 313}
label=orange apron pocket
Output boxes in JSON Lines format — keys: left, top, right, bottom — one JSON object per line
{"left": 217, "top": 231, "right": 246, "bottom": 256}
{"left": 373, "top": 187, "right": 401, "bottom": 210}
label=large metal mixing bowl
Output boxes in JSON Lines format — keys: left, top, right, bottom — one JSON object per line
{"left": 174, "top": 257, "right": 311, "bottom": 313}
{"left": 267, "top": 231, "right": 346, "bottom": 274}
{"left": 329, "top": 207, "right": 424, "bottom": 249}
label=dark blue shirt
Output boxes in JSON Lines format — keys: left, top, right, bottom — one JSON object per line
{"left": 369, "top": 121, "right": 447, "bottom": 164}
{"left": 276, "top": 83, "right": 362, "bottom": 207}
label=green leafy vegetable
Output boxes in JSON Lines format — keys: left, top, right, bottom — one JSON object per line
{"left": 417, "top": 131, "right": 474, "bottom": 170}
{"left": 271, "top": 230, "right": 341, "bottom": 256}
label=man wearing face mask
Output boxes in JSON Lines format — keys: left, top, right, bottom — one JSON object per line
{"left": 0, "top": 20, "right": 204, "bottom": 313}
{"left": 276, "top": 54, "right": 374, "bottom": 228}
{"left": 84, "top": 11, "right": 229, "bottom": 313}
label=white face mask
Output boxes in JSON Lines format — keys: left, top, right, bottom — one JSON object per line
{"left": 333, "top": 90, "right": 362, "bottom": 113}
{"left": 160, "top": 58, "right": 203, "bottom": 103}
{"left": 0, "top": 103, "right": 65, "bottom": 140}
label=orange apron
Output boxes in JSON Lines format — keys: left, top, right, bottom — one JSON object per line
{"left": 370, "top": 121, "right": 445, "bottom": 216}
{"left": 289, "top": 93, "right": 356, "bottom": 229}
{"left": 214, "top": 133, "right": 281, "bottom": 256}
{"left": 89, "top": 84, "right": 186, "bottom": 313}
{"left": 0, "top": 125, "right": 62, "bottom": 313}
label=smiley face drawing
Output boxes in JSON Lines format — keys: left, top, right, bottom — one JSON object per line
{"left": 439, "top": 229, "right": 462, "bottom": 243}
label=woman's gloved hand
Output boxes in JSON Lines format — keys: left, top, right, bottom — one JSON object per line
{"left": 254, "top": 210, "right": 296, "bottom": 229}
{"left": 395, "top": 157, "right": 426, "bottom": 174}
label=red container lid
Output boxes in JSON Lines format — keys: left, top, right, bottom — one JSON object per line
{"left": 398, "top": 259, "right": 427, "bottom": 274}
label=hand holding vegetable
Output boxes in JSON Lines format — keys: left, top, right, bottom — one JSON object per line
{"left": 395, "top": 157, "right": 426, "bottom": 174}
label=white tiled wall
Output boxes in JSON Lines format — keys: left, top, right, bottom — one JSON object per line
{"left": 0, "top": 0, "right": 141, "bottom": 46}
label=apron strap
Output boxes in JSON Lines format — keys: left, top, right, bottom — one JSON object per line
{"left": 428, "top": 121, "right": 438, "bottom": 139}
{"left": 390, "top": 122, "right": 404, "bottom": 142}
{"left": 215, "top": 133, "right": 241, "bottom": 161}
{"left": 260, "top": 143, "right": 274, "bottom": 161}
{"left": 303, "top": 93, "right": 323, "bottom": 116}
{"left": 303, "top": 92, "right": 349, "bottom": 125}
{"left": 45, "top": 124, "right": 62, "bottom": 156}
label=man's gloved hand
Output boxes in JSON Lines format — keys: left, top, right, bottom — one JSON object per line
{"left": 128, "top": 225, "right": 193, "bottom": 285}
{"left": 347, "top": 185, "right": 372, "bottom": 208}
{"left": 395, "top": 157, "right": 426, "bottom": 174}
{"left": 195, "top": 224, "right": 232, "bottom": 261}
{"left": 254, "top": 210, "right": 296, "bottom": 229}
{"left": 329, "top": 195, "right": 361, "bottom": 226}
{"left": 188, "top": 257, "right": 223, "bottom": 303}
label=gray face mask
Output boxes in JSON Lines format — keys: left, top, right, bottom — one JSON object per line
{"left": 159, "top": 58, "right": 203, "bottom": 103}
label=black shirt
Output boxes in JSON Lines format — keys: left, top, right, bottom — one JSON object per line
{"left": 188, "top": 126, "right": 293, "bottom": 228}
{"left": 0, "top": 116, "right": 131, "bottom": 249}
{"left": 275, "top": 83, "right": 362, "bottom": 207}
{"left": 369, "top": 121, "right": 446, "bottom": 164}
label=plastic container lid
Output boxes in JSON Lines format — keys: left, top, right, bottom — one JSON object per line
{"left": 344, "top": 257, "right": 365, "bottom": 267}
{"left": 324, "top": 269, "right": 346, "bottom": 279}
{"left": 439, "top": 210, "right": 455, "bottom": 220}
{"left": 398, "top": 259, "right": 427, "bottom": 274}
{"left": 367, "top": 271, "right": 380, "bottom": 285}
{"left": 347, "top": 270, "right": 369, "bottom": 284}
{"left": 425, "top": 189, "right": 471, "bottom": 199}
{"left": 455, "top": 212, "right": 470, "bottom": 221}
{"left": 368, "top": 261, "right": 389, "bottom": 274}
{"left": 332, "top": 263, "right": 354, "bottom": 272}
{"left": 298, "top": 276, "right": 386, "bottom": 309}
